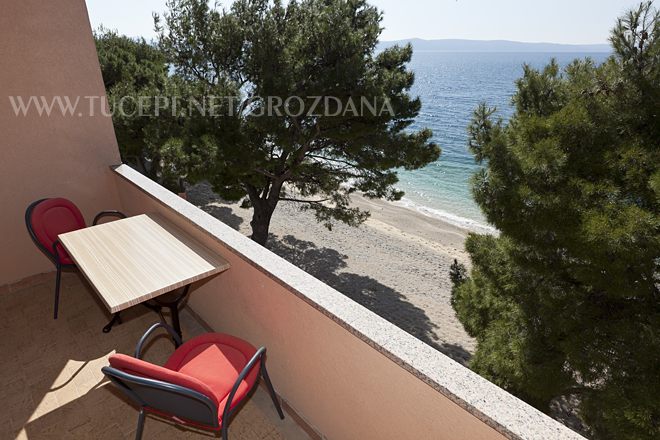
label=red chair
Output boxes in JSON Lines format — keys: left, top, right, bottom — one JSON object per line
{"left": 25, "top": 198, "right": 126, "bottom": 320}
{"left": 102, "top": 323, "right": 285, "bottom": 440}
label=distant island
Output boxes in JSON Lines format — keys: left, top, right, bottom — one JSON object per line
{"left": 378, "top": 38, "right": 611, "bottom": 53}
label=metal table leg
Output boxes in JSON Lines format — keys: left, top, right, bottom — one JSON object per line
{"left": 169, "top": 304, "right": 182, "bottom": 341}
{"left": 150, "top": 285, "right": 190, "bottom": 346}
{"left": 101, "top": 285, "right": 190, "bottom": 342}
{"left": 102, "top": 312, "right": 122, "bottom": 333}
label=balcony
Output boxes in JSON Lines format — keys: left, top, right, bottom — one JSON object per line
{"left": 1, "top": 163, "right": 586, "bottom": 440}
{"left": 0, "top": 1, "right": 585, "bottom": 439}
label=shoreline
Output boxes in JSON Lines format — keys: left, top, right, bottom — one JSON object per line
{"left": 349, "top": 194, "right": 472, "bottom": 252}
{"left": 393, "top": 196, "right": 498, "bottom": 235}
{"left": 187, "top": 183, "right": 478, "bottom": 363}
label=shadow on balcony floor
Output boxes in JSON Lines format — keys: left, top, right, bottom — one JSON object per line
{"left": 0, "top": 273, "right": 309, "bottom": 440}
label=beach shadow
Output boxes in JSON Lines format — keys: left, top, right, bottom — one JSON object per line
{"left": 186, "top": 182, "right": 244, "bottom": 231}
{"left": 268, "top": 234, "right": 471, "bottom": 364}
{"left": 436, "top": 342, "right": 472, "bottom": 365}
{"left": 201, "top": 205, "right": 243, "bottom": 231}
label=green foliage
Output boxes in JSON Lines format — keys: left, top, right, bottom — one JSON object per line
{"left": 154, "top": 0, "right": 440, "bottom": 243}
{"left": 95, "top": 29, "right": 213, "bottom": 191}
{"left": 451, "top": 2, "right": 660, "bottom": 438}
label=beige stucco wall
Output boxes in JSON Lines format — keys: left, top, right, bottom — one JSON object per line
{"left": 114, "top": 172, "right": 507, "bottom": 440}
{"left": 0, "top": 0, "right": 122, "bottom": 285}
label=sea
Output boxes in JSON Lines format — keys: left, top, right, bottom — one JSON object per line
{"left": 396, "top": 51, "right": 610, "bottom": 233}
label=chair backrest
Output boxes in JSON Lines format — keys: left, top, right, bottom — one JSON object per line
{"left": 103, "top": 354, "right": 219, "bottom": 428}
{"left": 25, "top": 198, "right": 86, "bottom": 264}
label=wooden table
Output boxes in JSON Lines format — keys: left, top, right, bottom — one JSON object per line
{"left": 58, "top": 213, "right": 230, "bottom": 337}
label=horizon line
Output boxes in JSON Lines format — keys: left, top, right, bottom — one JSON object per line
{"left": 379, "top": 37, "right": 610, "bottom": 46}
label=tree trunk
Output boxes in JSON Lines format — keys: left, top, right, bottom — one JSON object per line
{"left": 250, "top": 199, "right": 276, "bottom": 245}
{"left": 246, "top": 178, "right": 283, "bottom": 246}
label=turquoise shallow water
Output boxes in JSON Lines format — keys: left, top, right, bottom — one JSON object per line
{"left": 396, "top": 51, "right": 609, "bottom": 232}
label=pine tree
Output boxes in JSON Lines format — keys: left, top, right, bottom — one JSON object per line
{"left": 451, "top": 3, "right": 660, "bottom": 438}
{"left": 155, "top": 0, "right": 439, "bottom": 244}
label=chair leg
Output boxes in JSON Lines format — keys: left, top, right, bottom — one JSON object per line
{"left": 135, "top": 408, "right": 146, "bottom": 440}
{"left": 53, "top": 265, "right": 62, "bottom": 319}
{"left": 261, "top": 363, "right": 285, "bottom": 420}
{"left": 221, "top": 421, "right": 229, "bottom": 440}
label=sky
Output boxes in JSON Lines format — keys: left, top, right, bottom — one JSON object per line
{"left": 86, "top": 0, "right": 640, "bottom": 44}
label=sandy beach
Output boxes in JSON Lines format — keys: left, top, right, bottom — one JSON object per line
{"left": 187, "top": 183, "right": 476, "bottom": 364}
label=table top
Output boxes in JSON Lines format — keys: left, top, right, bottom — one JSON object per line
{"left": 58, "top": 213, "right": 230, "bottom": 313}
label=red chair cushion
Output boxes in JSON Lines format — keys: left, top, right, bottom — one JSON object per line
{"left": 164, "top": 333, "right": 260, "bottom": 416}
{"left": 29, "top": 198, "right": 86, "bottom": 264}
{"left": 108, "top": 353, "right": 220, "bottom": 407}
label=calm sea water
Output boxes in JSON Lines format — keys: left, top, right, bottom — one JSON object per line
{"left": 396, "top": 52, "right": 610, "bottom": 232}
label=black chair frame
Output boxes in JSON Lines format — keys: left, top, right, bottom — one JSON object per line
{"left": 25, "top": 198, "right": 127, "bottom": 321}
{"left": 102, "top": 323, "right": 285, "bottom": 440}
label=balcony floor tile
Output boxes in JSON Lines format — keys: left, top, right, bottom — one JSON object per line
{"left": 1, "top": 272, "right": 309, "bottom": 440}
